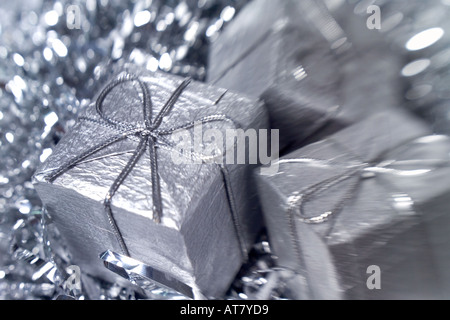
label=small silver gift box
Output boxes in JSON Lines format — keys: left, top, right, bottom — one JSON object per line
{"left": 208, "top": 0, "right": 402, "bottom": 153}
{"left": 256, "top": 109, "right": 450, "bottom": 299}
{"left": 33, "top": 65, "right": 269, "bottom": 299}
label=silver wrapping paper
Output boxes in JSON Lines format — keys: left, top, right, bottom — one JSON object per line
{"left": 33, "top": 66, "right": 269, "bottom": 299}
{"left": 256, "top": 109, "right": 450, "bottom": 299}
{"left": 207, "top": 0, "right": 403, "bottom": 154}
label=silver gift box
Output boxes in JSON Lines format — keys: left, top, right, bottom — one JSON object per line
{"left": 256, "top": 110, "right": 450, "bottom": 299}
{"left": 33, "top": 67, "right": 268, "bottom": 299}
{"left": 208, "top": 0, "right": 402, "bottom": 153}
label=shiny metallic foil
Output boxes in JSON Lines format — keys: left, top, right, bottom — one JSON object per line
{"left": 256, "top": 110, "right": 450, "bottom": 299}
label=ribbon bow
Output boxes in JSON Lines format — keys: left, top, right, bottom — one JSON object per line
{"left": 44, "top": 74, "right": 247, "bottom": 257}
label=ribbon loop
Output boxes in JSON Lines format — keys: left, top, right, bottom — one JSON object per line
{"left": 288, "top": 135, "right": 450, "bottom": 225}
{"left": 95, "top": 74, "right": 152, "bottom": 129}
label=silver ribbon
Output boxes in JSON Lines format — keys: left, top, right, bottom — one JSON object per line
{"left": 279, "top": 135, "right": 450, "bottom": 266}
{"left": 42, "top": 73, "right": 248, "bottom": 259}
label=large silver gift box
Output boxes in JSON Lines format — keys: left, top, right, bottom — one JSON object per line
{"left": 33, "top": 67, "right": 268, "bottom": 299}
{"left": 208, "top": 0, "right": 402, "bottom": 153}
{"left": 256, "top": 110, "right": 450, "bottom": 299}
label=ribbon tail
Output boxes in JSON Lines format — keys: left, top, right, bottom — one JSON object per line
{"left": 157, "top": 115, "right": 240, "bottom": 136}
{"left": 286, "top": 202, "right": 304, "bottom": 270}
{"left": 104, "top": 137, "right": 149, "bottom": 257}
{"left": 149, "top": 137, "right": 163, "bottom": 224}
{"left": 46, "top": 130, "right": 139, "bottom": 183}
{"left": 151, "top": 78, "right": 192, "bottom": 130}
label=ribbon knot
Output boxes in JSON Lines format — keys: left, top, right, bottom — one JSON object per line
{"left": 138, "top": 129, "right": 152, "bottom": 137}
{"left": 44, "top": 73, "right": 248, "bottom": 258}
